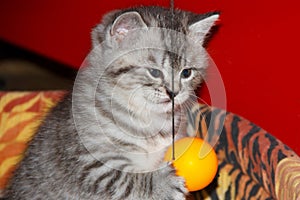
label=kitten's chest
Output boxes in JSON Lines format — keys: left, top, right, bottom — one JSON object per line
{"left": 126, "top": 136, "right": 173, "bottom": 172}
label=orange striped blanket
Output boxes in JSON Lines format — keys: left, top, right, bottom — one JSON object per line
{"left": 0, "top": 91, "right": 65, "bottom": 195}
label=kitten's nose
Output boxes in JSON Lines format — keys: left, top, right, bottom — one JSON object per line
{"left": 166, "top": 88, "right": 179, "bottom": 99}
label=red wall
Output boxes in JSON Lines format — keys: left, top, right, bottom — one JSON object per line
{"left": 0, "top": 0, "right": 299, "bottom": 154}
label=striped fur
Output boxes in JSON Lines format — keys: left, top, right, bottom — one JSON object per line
{"left": 4, "top": 6, "right": 219, "bottom": 199}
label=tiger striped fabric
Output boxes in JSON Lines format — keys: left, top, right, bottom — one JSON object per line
{"left": 0, "top": 91, "right": 65, "bottom": 196}
{"left": 275, "top": 157, "right": 300, "bottom": 199}
{"left": 0, "top": 92, "right": 299, "bottom": 199}
{"left": 188, "top": 104, "right": 300, "bottom": 200}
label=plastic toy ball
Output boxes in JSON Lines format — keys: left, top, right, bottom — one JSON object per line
{"left": 164, "top": 137, "right": 218, "bottom": 191}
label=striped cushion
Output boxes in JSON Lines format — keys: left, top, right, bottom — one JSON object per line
{"left": 189, "top": 104, "right": 300, "bottom": 200}
{"left": 275, "top": 157, "right": 300, "bottom": 199}
{"left": 0, "top": 91, "right": 65, "bottom": 195}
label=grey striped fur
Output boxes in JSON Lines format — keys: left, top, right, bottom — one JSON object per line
{"left": 4, "top": 6, "right": 219, "bottom": 199}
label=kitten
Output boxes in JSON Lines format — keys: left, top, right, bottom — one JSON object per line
{"left": 4, "top": 6, "right": 218, "bottom": 200}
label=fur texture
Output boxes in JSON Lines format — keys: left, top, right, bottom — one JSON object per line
{"left": 4, "top": 6, "right": 218, "bottom": 199}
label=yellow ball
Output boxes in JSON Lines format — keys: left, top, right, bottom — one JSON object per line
{"left": 164, "top": 137, "right": 218, "bottom": 191}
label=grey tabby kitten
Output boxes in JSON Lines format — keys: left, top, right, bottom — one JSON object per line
{"left": 4, "top": 6, "right": 218, "bottom": 200}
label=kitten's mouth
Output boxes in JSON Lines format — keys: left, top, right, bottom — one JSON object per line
{"left": 158, "top": 99, "right": 182, "bottom": 112}
{"left": 148, "top": 98, "right": 182, "bottom": 112}
{"left": 159, "top": 99, "right": 171, "bottom": 104}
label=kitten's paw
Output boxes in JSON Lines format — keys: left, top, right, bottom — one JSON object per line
{"left": 170, "top": 175, "right": 188, "bottom": 200}
{"left": 168, "top": 173, "right": 188, "bottom": 200}
{"left": 155, "top": 164, "right": 188, "bottom": 200}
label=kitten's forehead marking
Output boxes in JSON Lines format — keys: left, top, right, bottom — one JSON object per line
{"left": 162, "top": 49, "right": 186, "bottom": 71}
{"left": 159, "top": 29, "right": 188, "bottom": 70}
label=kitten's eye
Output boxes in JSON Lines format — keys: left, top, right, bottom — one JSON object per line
{"left": 181, "top": 69, "right": 192, "bottom": 79}
{"left": 148, "top": 68, "right": 162, "bottom": 78}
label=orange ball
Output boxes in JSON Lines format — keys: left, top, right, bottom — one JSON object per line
{"left": 164, "top": 137, "right": 218, "bottom": 191}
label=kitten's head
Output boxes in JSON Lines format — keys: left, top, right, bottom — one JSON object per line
{"left": 89, "top": 6, "right": 219, "bottom": 116}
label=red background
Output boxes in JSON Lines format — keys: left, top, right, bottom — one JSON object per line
{"left": 0, "top": 0, "right": 299, "bottom": 154}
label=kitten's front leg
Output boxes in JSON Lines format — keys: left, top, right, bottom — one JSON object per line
{"left": 117, "top": 163, "right": 188, "bottom": 199}
{"left": 151, "top": 163, "right": 188, "bottom": 200}
{"left": 79, "top": 159, "right": 187, "bottom": 199}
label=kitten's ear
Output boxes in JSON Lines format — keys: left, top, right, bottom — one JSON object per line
{"left": 188, "top": 14, "right": 219, "bottom": 44}
{"left": 91, "top": 11, "right": 147, "bottom": 47}
{"left": 110, "top": 11, "right": 147, "bottom": 41}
